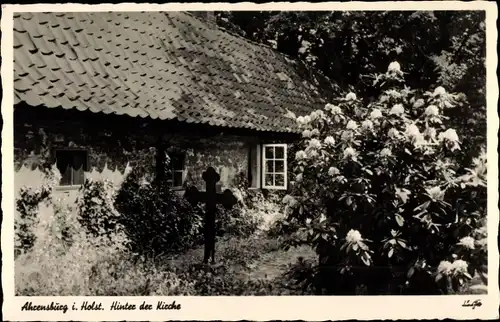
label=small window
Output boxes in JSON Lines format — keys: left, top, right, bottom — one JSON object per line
{"left": 262, "top": 144, "right": 287, "bottom": 190}
{"left": 55, "top": 150, "right": 88, "bottom": 186}
{"left": 168, "top": 153, "right": 185, "bottom": 188}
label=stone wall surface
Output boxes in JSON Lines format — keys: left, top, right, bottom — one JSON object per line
{"left": 13, "top": 107, "right": 256, "bottom": 203}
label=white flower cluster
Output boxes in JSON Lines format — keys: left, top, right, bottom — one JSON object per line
{"left": 426, "top": 186, "right": 445, "bottom": 201}
{"left": 346, "top": 120, "right": 358, "bottom": 130}
{"left": 308, "top": 138, "right": 322, "bottom": 150}
{"left": 387, "top": 61, "right": 402, "bottom": 74}
{"left": 341, "top": 130, "right": 354, "bottom": 142}
{"left": 345, "top": 92, "right": 357, "bottom": 101}
{"left": 425, "top": 105, "right": 440, "bottom": 117}
{"left": 310, "top": 109, "right": 325, "bottom": 121}
{"left": 343, "top": 147, "right": 357, "bottom": 160}
{"left": 389, "top": 104, "right": 405, "bottom": 116}
{"left": 386, "top": 89, "right": 402, "bottom": 99}
{"left": 430, "top": 86, "right": 457, "bottom": 109}
{"left": 438, "top": 128, "right": 460, "bottom": 151}
{"left": 438, "top": 128, "right": 459, "bottom": 142}
{"left": 457, "top": 236, "right": 476, "bottom": 249}
{"left": 303, "top": 138, "right": 322, "bottom": 160}
{"left": 380, "top": 147, "right": 392, "bottom": 158}
{"left": 328, "top": 166, "right": 340, "bottom": 176}
{"left": 325, "top": 103, "right": 342, "bottom": 115}
{"left": 369, "top": 108, "right": 383, "bottom": 119}
{"left": 437, "top": 260, "right": 454, "bottom": 275}
{"left": 324, "top": 136, "right": 335, "bottom": 146}
{"left": 297, "top": 109, "right": 326, "bottom": 131}
{"left": 405, "top": 123, "right": 426, "bottom": 145}
{"left": 433, "top": 86, "right": 447, "bottom": 97}
{"left": 346, "top": 229, "right": 363, "bottom": 244}
{"left": 361, "top": 119, "right": 374, "bottom": 131}
{"left": 388, "top": 128, "right": 401, "bottom": 140}
{"left": 296, "top": 115, "right": 312, "bottom": 127}
{"left": 295, "top": 150, "right": 307, "bottom": 161}
{"left": 413, "top": 98, "right": 425, "bottom": 108}
{"left": 437, "top": 259, "right": 469, "bottom": 276}
{"left": 282, "top": 194, "right": 298, "bottom": 208}
{"left": 302, "top": 128, "right": 320, "bottom": 138}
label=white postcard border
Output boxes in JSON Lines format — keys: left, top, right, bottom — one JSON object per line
{"left": 2, "top": 2, "right": 499, "bottom": 321}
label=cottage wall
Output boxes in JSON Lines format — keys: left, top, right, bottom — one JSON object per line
{"left": 13, "top": 107, "right": 254, "bottom": 203}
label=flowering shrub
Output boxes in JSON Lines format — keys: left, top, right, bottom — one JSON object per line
{"left": 281, "top": 62, "right": 487, "bottom": 295}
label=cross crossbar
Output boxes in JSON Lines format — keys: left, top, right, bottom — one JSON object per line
{"left": 183, "top": 167, "right": 238, "bottom": 264}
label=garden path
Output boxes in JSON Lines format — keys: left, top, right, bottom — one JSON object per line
{"left": 163, "top": 233, "right": 315, "bottom": 284}
{"left": 242, "top": 243, "right": 315, "bottom": 281}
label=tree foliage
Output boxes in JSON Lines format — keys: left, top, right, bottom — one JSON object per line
{"left": 216, "top": 11, "right": 486, "bottom": 157}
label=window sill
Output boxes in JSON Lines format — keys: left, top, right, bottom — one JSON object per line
{"left": 262, "top": 186, "right": 288, "bottom": 191}
{"left": 55, "top": 185, "right": 82, "bottom": 192}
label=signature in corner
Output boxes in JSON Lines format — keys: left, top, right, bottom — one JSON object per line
{"left": 462, "top": 299, "right": 482, "bottom": 309}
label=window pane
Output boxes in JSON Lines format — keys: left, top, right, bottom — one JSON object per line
{"left": 72, "top": 151, "right": 86, "bottom": 171}
{"left": 275, "top": 174, "right": 285, "bottom": 187}
{"left": 275, "top": 160, "right": 284, "bottom": 172}
{"left": 60, "top": 164, "right": 72, "bottom": 186}
{"left": 265, "top": 174, "right": 274, "bottom": 186}
{"left": 56, "top": 151, "right": 72, "bottom": 175}
{"left": 171, "top": 154, "right": 185, "bottom": 171}
{"left": 56, "top": 150, "right": 87, "bottom": 186}
{"left": 275, "top": 146, "right": 285, "bottom": 159}
{"left": 173, "top": 171, "right": 183, "bottom": 187}
{"left": 73, "top": 167, "right": 85, "bottom": 185}
{"left": 265, "top": 160, "right": 274, "bottom": 173}
{"left": 265, "top": 146, "right": 274, "bottom": 159}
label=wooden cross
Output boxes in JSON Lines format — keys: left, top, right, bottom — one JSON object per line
{"left": 184, "top": 167, "right": 238, "bottom": 264}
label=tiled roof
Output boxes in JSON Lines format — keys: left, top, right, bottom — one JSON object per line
{"left": 14, "top": 11, "right": 333, "bottom": 133}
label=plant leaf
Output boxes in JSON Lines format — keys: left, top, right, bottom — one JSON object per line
{"left": 395, "top": 214, "right": 405, "bottom": 227}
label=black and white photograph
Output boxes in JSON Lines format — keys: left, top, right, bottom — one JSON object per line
{"left": 1, "top": 2, "right": 498, "bottom": 321}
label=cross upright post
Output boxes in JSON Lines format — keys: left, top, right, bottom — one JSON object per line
{"left": 184, "top": 167, "right": 238, "bottom": 264}
{"left": 202, "top": 167, "right": 219, "bottom": 264}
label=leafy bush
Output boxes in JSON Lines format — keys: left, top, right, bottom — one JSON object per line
{"left": 15, "top": 191, "right": 128, "bottom": 296}
{"left": 114, "top": 166, "right": 204, "bottom": 256}
{"left": 216, "top": 204, "right": 262, "bottom": 238}
{"left": 14, "top": 165, "right": 60, "bottom": 257}
{"left": 76, "top": 179, "right": 121, "bottom": 240}
{"left": 280, "top": 256, "right": 319, "bottom": 294}
{"left": 280, "top": 62, "right": 487, "bottom": 295}
{"left": 88, "top": 255, "right": 196, "bottom": 295}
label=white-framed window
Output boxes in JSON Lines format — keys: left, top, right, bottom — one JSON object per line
{"left": 55, "top": 149, "right": 88, "bottom": 186}
{"left": 262, "top": 143, "right": 287, "bottom": 190}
